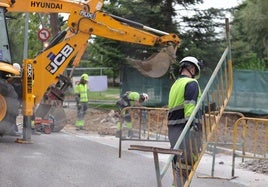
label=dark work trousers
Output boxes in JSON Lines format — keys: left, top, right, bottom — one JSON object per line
{"left": 168, "top": 124, "right": 202, "bottom": 187}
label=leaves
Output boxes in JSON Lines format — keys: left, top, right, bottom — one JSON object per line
{"left": 231, "top": 0, "right": 268, "bottom": 70}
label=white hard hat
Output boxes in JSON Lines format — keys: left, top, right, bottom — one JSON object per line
{"left": 141, "top": 93, "right": 149, "bottom": 102}
{"left": 13, "top": 63, "right": 21, "bottom": 72}
{"left": 180, "top": 56, "right": 201, "bottom": 79}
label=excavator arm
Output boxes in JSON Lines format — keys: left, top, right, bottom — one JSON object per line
{"left": 1, "top": 0, "right": 180, "bottom": 116}
{"left": 0, "top": 0, "right": 179, "bottom": 139}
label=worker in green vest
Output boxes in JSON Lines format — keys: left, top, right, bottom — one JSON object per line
{"left": 168, "top": 56, "right": 202, "bottom": 187}
{"left": 74, "top": 73, "right": 89, "bottom": 130}
{"left": 116, "top": 92, "right": 149, "bottom": 137}
{"left": 116, "top": 91, "right": 149, "bottom": 111}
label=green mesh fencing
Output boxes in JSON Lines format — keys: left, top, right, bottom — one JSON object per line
{"left": 120, "top": 66, "right": 172, "bottom": 107}
{"left": 121, "top": 66, "right": 268, "bottom": 115}
{"left": 226, "top": 70, "right": 268, "bottom": 115}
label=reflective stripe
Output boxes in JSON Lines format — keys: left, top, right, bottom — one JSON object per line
{"left": 168, "top": 104, "right": 184, "bottom": 113}
{"left": 168, "top": 118, "right": 198, "bottom": 126}
{"left": 75, "top": 119, "right": 85, "bottom": 127}
{"left": 168, "top": 118, "right": 187, "bottom": 125}
{"left": 184, "top": 99, "right": 196, "bottom": 105}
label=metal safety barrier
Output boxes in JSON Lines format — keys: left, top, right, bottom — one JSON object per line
{"left": 232, "top": 117, "right": 268, "bottom": 177}
{"left": 206, "top": 111, "right": 244, "bottom": 178}
{"left": 118, "top": 106, "right": 169, "bottom": 158}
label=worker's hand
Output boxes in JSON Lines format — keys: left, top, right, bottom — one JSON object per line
{"left": 75, "top": 95, "right": 80, "bottom": 103}
{"left": 191, "top": 123, "right": 199, "bottom": 132}
{"left": 77, "top": 103, "right": 81, "bottom": 110}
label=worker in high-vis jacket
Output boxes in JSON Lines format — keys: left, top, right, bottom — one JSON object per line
{"left": 168, "top": 56, "right": 202, "bottom": 187}
{"left": 74, "top": 73, "right": 89, "bottom": 130}
{"left": 115, "top": 92, "right": 149, "bottom": 137}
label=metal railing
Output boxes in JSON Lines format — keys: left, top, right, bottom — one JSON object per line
{"left": 232, "top": 117, "right": 268, "bottom": 177}
{"left": 118, "top": 106, "right": 169, "bottom": 158}
{"left": 207, "top": 111, "right": 244, "bottom": 178}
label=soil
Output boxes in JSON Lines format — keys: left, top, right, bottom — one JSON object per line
{"left": 62, "top": 107, "right": 268, "bottom": 176}
{"left": 63, "top": 107, "right": 119, "bottom": 136}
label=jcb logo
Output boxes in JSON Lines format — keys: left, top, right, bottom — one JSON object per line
{"left": 27, "top": 64, "right": 33, "bottom": 78}
{"left": 46, "top": 44, "right": 74, "bottom": 74}
{"left": 27, "top": 64, "right": 33, "bottom": 93}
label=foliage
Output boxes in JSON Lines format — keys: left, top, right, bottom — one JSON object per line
{"left": 7, "top": 12, "right": 49, "bottom": 63}
{"left": 175, "top": 7, "right": 227, "bottom": 72}
{"left": 87, "top": 87, "right": 119, "bottom": 101}
{"left": 84, "top": 0, "right": 178, "bottom": 83}
{"left": 235, "top": 58, "right": 267, "bottom": 71}
{"left": 5, "top": 0, "right": 237, "bottom": 75}
{"left": 6, "top": 13, "right": 25, "bottom": 64}
{"left": 231, "top": 0, "right": 268, "bottom": 70}
{"left": 83, "top": 0, "right": 204, "bottom": 80}
{"left": 28, "top": 13, "right": 47, "bottom": 58}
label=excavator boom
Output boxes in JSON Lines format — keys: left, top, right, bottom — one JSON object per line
{"left": 0, "top": 0, "right": 180, "bottom": 138}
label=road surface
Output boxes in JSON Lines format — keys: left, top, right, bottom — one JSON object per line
{"left": 0, "top": 131, "right": 266, "bottom": 187}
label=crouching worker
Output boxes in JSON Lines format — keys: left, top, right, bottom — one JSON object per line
{"left": 74, "top": 74, "right": 89, "bottom": 130}
{"left": 115, "top": 92, "right": 149, "bottom": 137}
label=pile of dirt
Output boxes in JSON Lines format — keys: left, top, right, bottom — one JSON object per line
{"left": 63, "top": 108, "right": 119, "bottom": 136}
{"left": 239, "top": 159, "right": 268, "bottom": 175}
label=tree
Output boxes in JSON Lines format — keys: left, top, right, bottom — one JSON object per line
{"left": 87, "top": 0, "right": 227, "bottom": 78}
{"left": 7, "top": 12, "right": 50, "bottom": 61}
{"left": 49, "top": 13, "right": 61, "bottom": 37}
{"left": 231, "top": 0, "right": 268, "bottom": 70}
{"left": 178, "top": 8, "right": 227, "bottom": 70}
{"left": 85, "top": 0, "right": 175, "bottom": 84}
{"left": 84, "top": 1, "right": 183, "bottom": 70}
{"left": 6, "top": 13, "right": 25, "bottom": 64}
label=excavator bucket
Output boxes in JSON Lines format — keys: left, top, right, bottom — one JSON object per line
{"left": 127, "top": 45, "right": 177, "bottom": 78}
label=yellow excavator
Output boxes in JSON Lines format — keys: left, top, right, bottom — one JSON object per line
{"left": 0, "top": 0, "right": 180, "bottom": 139}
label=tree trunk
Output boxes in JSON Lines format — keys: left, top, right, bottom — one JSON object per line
{"left": 49, "top": 13, "right": 60, "bottom": 37}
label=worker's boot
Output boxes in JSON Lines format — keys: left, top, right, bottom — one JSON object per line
{"left": 115, "top": 130, "right": 120, "bottom": 137}
{"left": 128, "top": 129, "right": 133, "bottom": 138}
{"left": 80, "top": 126, "right": 86, "bottom": 130}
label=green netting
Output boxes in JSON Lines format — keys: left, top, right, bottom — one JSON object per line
{"left": 121, "top": 66, "right": 268, "bottom": 115}
{"left": 226, "top": 70, "right": 268, "bottom": 115}
{"left": 120, "top": 66, "right": 172, "bottom": 106}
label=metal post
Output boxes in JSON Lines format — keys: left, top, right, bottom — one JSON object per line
{"left": 23, "top": 116, "right": 33, "bottom": 141}
{"left": 23, "top": 13, "right": 29, "bottom": 59}
{"left": 211, "top": 143, "right": 216, "bottom": 177}
{"left": 153, "top": 151, "right": 162, "bottom": 187}
{"left": 21, "top": 13, "right": 32, "bottom": 143}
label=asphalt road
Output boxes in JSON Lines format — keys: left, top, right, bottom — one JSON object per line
{"left": 0, "top": 132, "right": 173, "bottom": 187}
{"left": 0, "top": 131, "right": 261, "bottom": 187}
